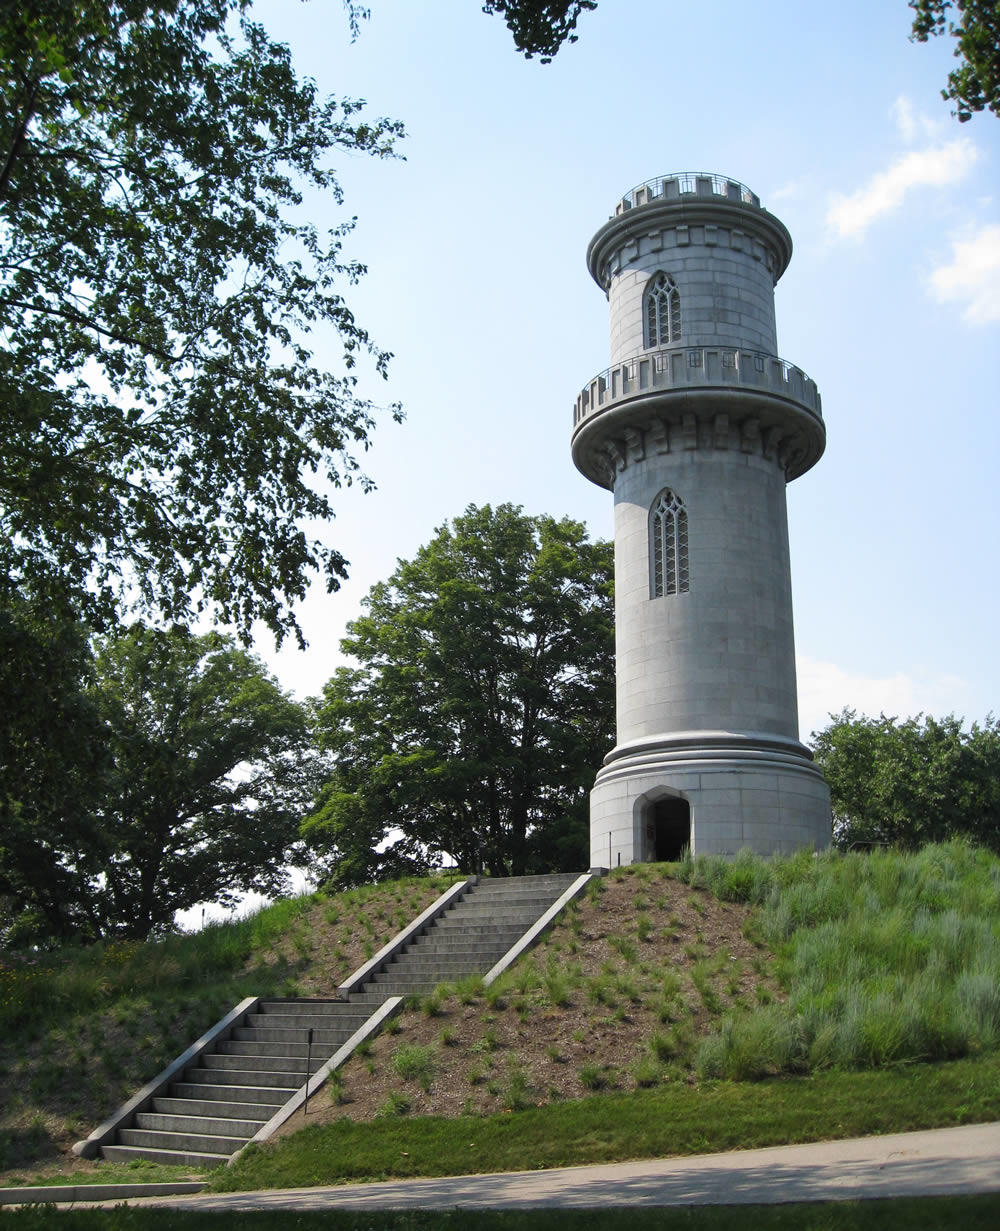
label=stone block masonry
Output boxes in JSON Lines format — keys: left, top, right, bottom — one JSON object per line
{"left": 571, "top": 172, "right": 831, "bottom": 867}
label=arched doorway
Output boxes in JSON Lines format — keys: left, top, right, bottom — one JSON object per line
{"left": 651, "top": 796, "right": 690, "bottom": 861}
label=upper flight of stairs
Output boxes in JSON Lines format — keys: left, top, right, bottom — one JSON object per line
{"left": 83, "top": 872, "right": 585, "bottom": 1168}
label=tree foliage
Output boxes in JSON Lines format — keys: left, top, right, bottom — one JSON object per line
{"left": 0, "top": 601, "right": 109, "bottom": 946}
{"left": 910, "top": 0, "right": 1000, "bottom": 120}
{"left": 305, "top": 505, "right": 614, "bottom": 885}
{"left": 0, "top": 0, "right": 403, "bottom": 641}
{"left": 1, "top": 622, "right": 317, "bottom": 944}
{"left": 812, "top": 709, "right": 1000, "bottom": 851}
{"left": 480, "top": 1, "right": 598, "bottom": 61}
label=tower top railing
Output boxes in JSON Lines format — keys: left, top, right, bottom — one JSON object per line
{"left": 614, "top": 173, "right": 761, "bottom": 217}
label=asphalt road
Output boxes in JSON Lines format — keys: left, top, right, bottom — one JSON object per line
{"left": 126, "top": 1122, "right": 1000, "bottom": 1211}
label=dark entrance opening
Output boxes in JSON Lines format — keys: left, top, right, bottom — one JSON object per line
{"left": 652, "top": 797, "right": 691, "bottom": 861}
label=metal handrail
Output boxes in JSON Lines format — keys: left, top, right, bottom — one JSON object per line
{"left": 617, "top": 172, "right": 760, "bottom": 212}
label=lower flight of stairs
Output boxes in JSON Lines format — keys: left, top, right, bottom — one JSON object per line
{"left": 100, "top": 998, "right": 376, "bottom": 1168}
{"left": 88, "top": 872, "right": 585, "bottom": 1167}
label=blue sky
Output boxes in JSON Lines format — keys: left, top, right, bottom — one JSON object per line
{"left": 251, "top": 0, "right": 998, "bottom": 741}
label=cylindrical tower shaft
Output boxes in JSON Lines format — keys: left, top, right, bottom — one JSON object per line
{"left": 573, "top": 173, "right": 831, "bottom": 867}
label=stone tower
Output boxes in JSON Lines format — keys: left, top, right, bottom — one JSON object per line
{"left": 572, "top": 173, "right": 831, "bottom": 868}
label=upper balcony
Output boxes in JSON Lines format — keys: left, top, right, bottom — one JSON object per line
{"left": 573, "top": 346, "right": 822, "bottom": 429}
{"left": 571, "top": 346, "right": 825, "bottom": 487}
{"left": 613, "top": 172, "right": 761, "bottom": 216}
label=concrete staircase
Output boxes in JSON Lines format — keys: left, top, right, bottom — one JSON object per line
{"left": 357, "top": 873, "right": 580, "bottom": 999}
{"left": 100, "top": 998, "right": 377, "bottom": 1168}
{"left": 87, "top": 872, "right": 583, "bottom": 1168}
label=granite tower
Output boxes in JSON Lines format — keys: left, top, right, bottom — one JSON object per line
{"left": 572, "top": 173, "right": 831, "bottom": 867}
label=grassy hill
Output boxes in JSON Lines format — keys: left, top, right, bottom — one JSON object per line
{"left": 2, "top": 842, "right": 999, "bottom": 1192}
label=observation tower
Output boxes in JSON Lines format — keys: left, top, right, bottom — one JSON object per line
{"left": 573, "top": 172, "right": 831, "bottom": 867}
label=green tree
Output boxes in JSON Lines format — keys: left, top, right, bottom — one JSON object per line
{"left": 812, "top": 709, "right": 1000, "bottom": 851}
{"left": 1, "top": 0, "right": 402, "bottom": 642}
{"left": 481, "top": 1, "right": 598, "bottom": 60}
{"left": 1, "top": 622, "right": 317, "bottom": 944}
{"left": 910, "top": 1, "right": 1000, "bottom": 121}
{"left": 0, "top": 600, "right": 109, "bottom": 946}
{"left": 89, "top": 624, "right": 318, "bottom": 939}
{"left": 305, "top": 505, "right": 614, "bottom": 885}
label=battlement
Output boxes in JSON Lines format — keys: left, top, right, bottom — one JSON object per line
{"left": 613, "top": 173, "right": 761, "bottom": 217}
{"left": 573, "top": 347, "right": 822, "bottom": 428}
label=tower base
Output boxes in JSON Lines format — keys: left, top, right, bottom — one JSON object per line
{"left": 589, "top": 731, "right": 831, "bottom": 868}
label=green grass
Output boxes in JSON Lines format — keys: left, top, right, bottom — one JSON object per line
{"left": 213, "top": 1051, "right": 1000, "bottom": 1191}
{"left": 684, "top": 842, "right": 1000, "bottom": 1078}
{"left": 0, "top": 1160, "right": 201, "bottom": 1189}
{"left": 1, "top": 1197, "right": 999, "bottom": 1229}
{"left": 5, "top": 842, "right": 1000, "bottom": 1196}
{"left": 0, "top": 874, "right": 458, "bottom": 1176}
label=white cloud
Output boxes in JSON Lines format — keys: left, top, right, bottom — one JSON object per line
{"left": 928, "top": 224, "right": 1000, "bottom": 323}
{"left": 796, "top": 655, "right": 972, "bottom": 745}
{"left": 891, "top": 95, "right": 945, "bottom": 145}
{"left": 826, "top": 139, "right": 979, "bottom": 239}
{"left": 892, "top": 96, "right": 918, "bottom": 143}
{"left": 770, "top": 179, "right": 805, "bottom": 203}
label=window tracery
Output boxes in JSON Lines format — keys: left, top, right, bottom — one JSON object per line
{"left": 644, "top": 272, "right": 681, "bottom": 348}
{"left": 650, "top": 488, "right": 689, "bottom": 598}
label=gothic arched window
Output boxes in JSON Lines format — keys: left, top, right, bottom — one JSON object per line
{"left": 650, "top": 489, "right": 689, "bottom": 598}
{"left": 644, "top": 272, "right": 681, "bottom": 349}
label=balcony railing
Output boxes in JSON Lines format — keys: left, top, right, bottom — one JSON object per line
{"left": 573, "top": 347, "right": 822, "bottom": 429}
{"left": 615, "top": 173, "right": 760, "bottom": 215}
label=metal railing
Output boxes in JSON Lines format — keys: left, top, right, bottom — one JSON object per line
{"left": 616, "top": 172, "right": 760, "bottom": 214}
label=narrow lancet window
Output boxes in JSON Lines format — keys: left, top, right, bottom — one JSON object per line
{"left": 644, "top": 272, "right": 681, "bottom": 349}
{"left": 650, "top": 489, "right": 689, "bottom": 598}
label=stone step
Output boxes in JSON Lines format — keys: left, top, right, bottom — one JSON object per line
{"left": 183, "top": 1066, "right": 300, "bottom": 1089}
{"left": 152, "top": 1096, "right": 280, "bottom": 1121}
{"left": 463, "top": 891, "right": 570, "bottom": 905}
{"left": 466, "top": 890, "right": 566, "bottom": 901}
{"left": 256, "top": 999, "right": 348, "bottom": 1015}
{"left": 199, "top": 1052, "right": 319, "bottom": 1075}
{"left": 101, "top": 1144, "right": 230, "bottom": 1169}
{"left": 407, "top": 923, "right": 528, "bottom": 938}
{"left": 244, "top": 1011, "right": 371, "bottom": 1032}
{"left": 439, "top": 903, "right": 551, "bottom": 918}
{"left": 171, "top": 1081, "right": 296, "bottom": 1104}
{"left": 136, "top": 1111, "right": 262, "bottom": 1138}
{"left": 382, "top": 953, "right": 506, "bottom": 969}
{"left": 118, "top": 1127, "right": 247, "bottom": 1155}
{"left": 363, "top": 981, "right": 455, "bottom": 994}
{"left": 393, "top": 947, "right": 512, "bottom": 962}
{"left": 382, "top": 962, "right": 499, "bottom": 977}
{"left": 231, "top": 1026, "right": 348, "bottom": 1045}
{"left": 470, "top": 879, "right": 576, "bottom": 892}
{"left": 216, "top": 1039, "right": 317, "bottom": 1059}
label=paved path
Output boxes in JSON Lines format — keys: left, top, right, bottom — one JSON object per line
{"left": 125, "top": 1122, "right": 1000, "bottom": 1211}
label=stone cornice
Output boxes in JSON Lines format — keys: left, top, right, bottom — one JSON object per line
{"left": 571, "top": 346, "right": 825, "bottom": 490}
{"left": 587, "top": 192, "right": 793, "bottom": 290}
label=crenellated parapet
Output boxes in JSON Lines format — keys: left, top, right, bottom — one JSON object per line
{"left": 571, "top": 345, "right": 825, "bottom": 490}
{"left": 588, "top": 171, "right": 793, "bottom": 292}
{"left": 614, "top": 173, "right": 761, "bottom": 214}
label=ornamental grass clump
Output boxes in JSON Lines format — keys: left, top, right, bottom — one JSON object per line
{"left": 698, "top": 841, "right": 1000, "bottom": 1077}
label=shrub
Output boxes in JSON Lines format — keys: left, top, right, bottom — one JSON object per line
{"left": 375, "top": 1091, "right": 411, "bottom": 1118}
{"left": 391, "top": 1043, "right": 436, "bottom": 1090}
{"left": 578, "top": 1063, "right": 606, "bottom": 1090}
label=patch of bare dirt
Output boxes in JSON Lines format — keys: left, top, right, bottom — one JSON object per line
{"left": 272, "top": 868, "right": 780, "bottom": 1135}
